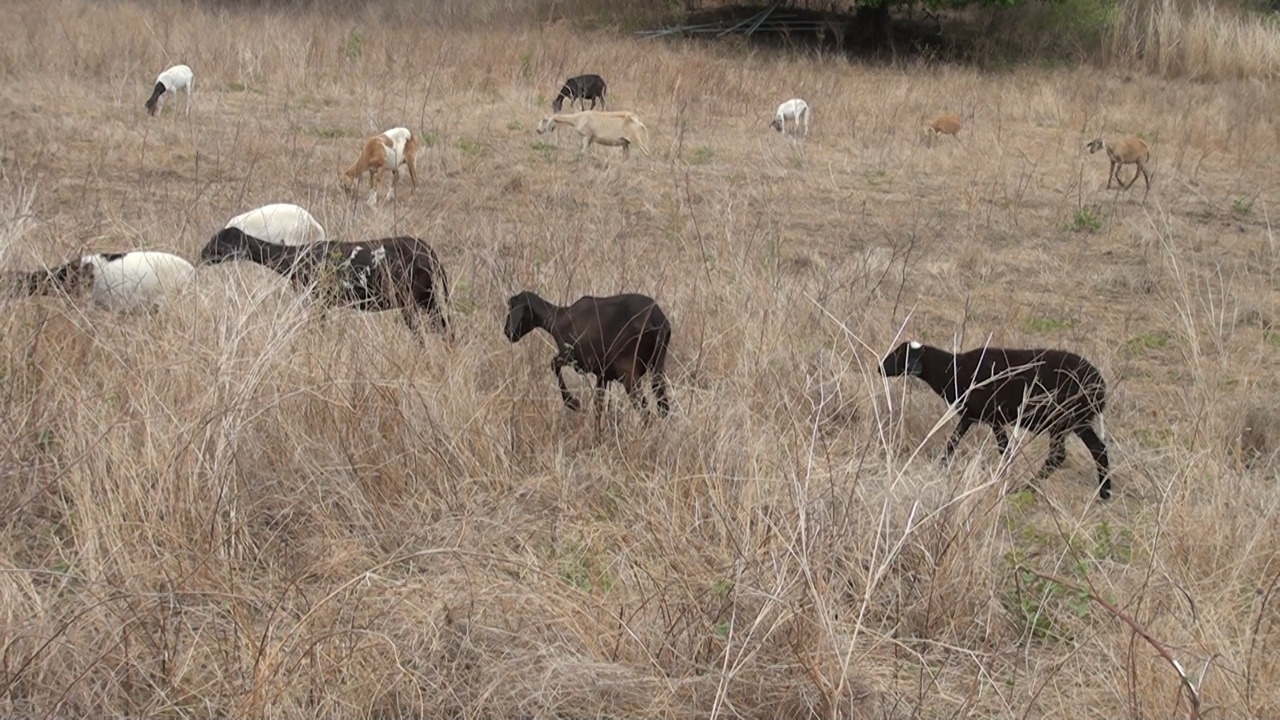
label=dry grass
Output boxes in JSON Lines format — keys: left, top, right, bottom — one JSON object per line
{"left": 1, "top": 0, "right": 1280, "bottom": 717}
{"left": 1106, "top": 0, "right": 1280, "bottom": 80}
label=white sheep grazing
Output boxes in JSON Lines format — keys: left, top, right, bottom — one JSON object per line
{"left": 145, "top": 64, "right": 194, "bottom": 117}
{"left": 770, "top": 98, "right": 811, "bottom": 136}
{"left": 225, "top": 203, "right": 326, "bottom": 246}
{"left": 19, "top": 251, "right": 195, "bottom": 311}
{"left": 536, "top": 111, "right": 651, "bottom": 159}
{"left": 340, "top": 127, "right": 421, "bottom": 205}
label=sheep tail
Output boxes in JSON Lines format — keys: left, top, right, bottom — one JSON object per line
{"left": 1097, "top": 413, "right": 1106, "bottom": 441}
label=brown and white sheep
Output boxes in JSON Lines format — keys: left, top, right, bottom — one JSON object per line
{"left": 339, "top": 127, "right": 421, "bottom": 205}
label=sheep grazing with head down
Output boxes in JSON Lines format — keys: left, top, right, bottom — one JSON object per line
{"left": 553, "top": 74, "right": 608, "bottom": 113}
{"left": 770, "top": 98, "right": 811, "bottom": 136}
{"left": 536, "top": 111, "right": 651, "bottom": 160}
{"left": 199, "top": 227, "right": 450, "bottom": 340}
{"left": 880, "top": 341, "right": 1112, "bottom": 500}
{"left": 340, "top": 127, "right": 421, "bottom": 205}
{"left": 145, "top": 64, "right": 194, "bottom": 117}
{"left": 504, "top": 291, "right": 671, "bottom": 418}
{"left": 15, "top": 251, "right": 195, "bottom": 311}
{"left": 225, "top": 203, "right": 326, "bottom": 246}
{"left": 928, "top": 113, "right": 962, "bottom": 143}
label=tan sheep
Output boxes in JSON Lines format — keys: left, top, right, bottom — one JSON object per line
{"left": 536, "top": 111, "right": 651, "bottom": 159}
{"left": 1086, "top": 136, "right": 1151, "bottom": 192}
{"left": 929, "top": 113, "right": 962, "bottom": 141}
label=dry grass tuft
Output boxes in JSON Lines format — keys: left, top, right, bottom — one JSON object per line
{"left": 0, "top": 0, "right": 1279, "bottom": 717}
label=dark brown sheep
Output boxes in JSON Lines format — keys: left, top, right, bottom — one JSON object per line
{"left": 552, "top": 74, "right": 607, "bottom": 113}
{"left": 504, "top": 291, "right": 670, "bottom": 417}
{"left": 881, "top": 341, "right": 1112, "bottom": 500}
{"left": 199, "top": 227, "right": 450, "bottom": 340}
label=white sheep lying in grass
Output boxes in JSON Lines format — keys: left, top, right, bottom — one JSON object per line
{"left": 340, "top": 127, "right": 421, "bottom": 205}
{"left": 226, "top": 203, "right": 326, "bottom": 246}
{"left": 16, "top": 251, "right": 195, "bottom": 311}
{"left": 145, "top": 64, "right": 194, "bottom": 117}
{"left": 770, "top": 98, "right": 810, "bottom": 136}
{"left": 536, "top": 111, "right": 651, "bottom": 159}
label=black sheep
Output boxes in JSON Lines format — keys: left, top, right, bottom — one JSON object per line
{"left": 552, "top": 74, "right": 608, "bottom": 113}
{"left": 504, "top": 291, "right": 671, "bottom": 417}
{"left": 200, "top": 227, "right": 450, "bottom": 340}
{"left": 880, "top": 341, "right": 1112, "bottom": 499}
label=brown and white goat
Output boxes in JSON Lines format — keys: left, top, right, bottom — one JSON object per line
{"left": 340, "top": 127, "right": 421, "bottom": 205}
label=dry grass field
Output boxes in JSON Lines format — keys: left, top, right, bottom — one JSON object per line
{"left": 1, "top": 0, "right": 1279, "bottom": 717}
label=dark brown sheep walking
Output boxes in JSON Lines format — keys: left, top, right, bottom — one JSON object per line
{"left": 881, "top": 341, "right": 1112, "bottom": 500}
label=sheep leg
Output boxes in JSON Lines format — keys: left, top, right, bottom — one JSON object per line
{"left": 1075, "top": 426, "right": 1112, "bottom": 500}
{"left": 993, "top": 425, "right": 1011, "bottom": 454}
{"left": 553, "top": 354, "right": 581, "bottom": 411}
{"left": 580, "top": 136, "right": 592, "bottom": 156}
{"left": 1038, "top": 434, "right": 1069, "bottom": 479}
{"left": 942, "top": 417, "right": 974, "bottom": 461}
{"left": 651, "top": 372, "right": 671, "bottom": 417}
{"left": 400, "top": 306, "right": 426, "bottom": 346}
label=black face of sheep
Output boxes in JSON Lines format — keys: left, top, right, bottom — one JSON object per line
{"left": 504, "top": 290, "right": 671, "bottom": 420}
{"left": 552, "top": 74, "right": 607, "bottom": 113}
{"left": 504, "top": 292, "right": 539, "bottom": 342}
{"left": 882, "top": 340, "right": 1112, "bottom": 500}
{"left": 880, "top": 340, "right": 925, "bottom": 377}
{"left": 144, "top": 82, "right": 166, "bottom": 116}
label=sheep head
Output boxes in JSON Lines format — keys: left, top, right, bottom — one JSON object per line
{"left": 769, "top": 118, "right": 782, "bottom": 132}
{"left": 880, "top": 341, "right": 926, "bottom": 378}
{"left": 504, "top": 291, "right": 541, "bottom": 342}
{"left": 1086, "top": 138, "right": 1106, "bottom": 154}
{"left": 536, "top": 117, "right": 556, "bottom": 135}
{"left": 200, "top": 227, "right": 251, "bottom": 265}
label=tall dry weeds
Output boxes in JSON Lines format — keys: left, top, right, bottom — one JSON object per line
{"left": 0, "top": 0, "right": 1279, "bottom": 718}
{"left": 1105, "top": 0, "right": 1280, "bottom": 80}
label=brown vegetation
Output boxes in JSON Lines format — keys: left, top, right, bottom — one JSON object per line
{"left": 1, "top": 0, "right": 1279, "bottom": 718}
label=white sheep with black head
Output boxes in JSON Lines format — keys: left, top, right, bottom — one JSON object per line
{"left": 15, "top": 251, "right": 196, "bottom": 311}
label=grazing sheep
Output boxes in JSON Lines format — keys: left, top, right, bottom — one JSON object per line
{"left": 225, "top": 203, "right": 326, "bottom": 246}
{"left": 929, "top": 113, "right": 962, "bottom": 142}
{"left": 199, "top": 227, "right": 450, "bottom": 339}
{"left": 770, "top": 98, "right": 810, "bottom": 136}
{"left": 504, "top": 291, "right": 671, "bottom": 418}
{"left": 880, "top": 341, "right": 1112, "bottom": 500}
{"left": 552, "top": 74, "right": 608, "bottom": 113}
{"left": 340, "top": 127, "right": 421, "bottom": 205}
{"left": 16, "top": 251, "right": 195, "bottom": 311}
{"left": 536, "top": 111, "right": 651, "bottom": 159}
{"left": 145, "top": 64, "right": 194, "bottom": 117}
{"left": 1086, "top": 136, "right": 1151, "bottom": 192}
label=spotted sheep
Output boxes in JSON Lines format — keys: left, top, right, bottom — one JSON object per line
{"left": 199, "top": 227, "right": 450, "bottom": 340}
{"left": 13, "top": 250, "right": 196, "bottom": 311}
{"left": 552, "top": 74, "right": 608, "bottom": 113}
{"left": 340, "top": 127, "right": 421, "bottom": 205}
{"left": 145, "top": 64, "right": 194, "bottom": 117}
{"left": 880, "top": 341, "right": 1113, "bottom": 500}
{"left": 504, "top": 291, "right": 672, "bottom": 418}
